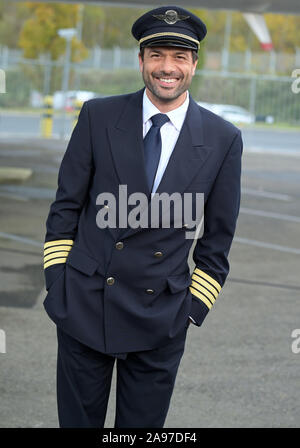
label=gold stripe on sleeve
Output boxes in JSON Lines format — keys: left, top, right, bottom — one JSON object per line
{"left": 44, "top": 257, "right": 67, "bottom": 270}
{"left": 44, "top": 239, "right": 74, "bottom": 249}
{"left": 189, "top": 286, "right": 213, "bottom": 309}
{"left": 44, "top": 251, "right": 70, "bottom": 263}
{"left": 193, "top": 274, "right": 219, "bottom": 299}
{"left": 191, "top": 280, "right": 216, "bottom": 304}
{"left": 44, "top": 245, "right": 73, "bottom": 256}
{"left": 194, "top": 268, "right": 221, "bottom": 292}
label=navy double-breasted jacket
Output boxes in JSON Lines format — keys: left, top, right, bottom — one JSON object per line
{"left": 43, "top": 87, "right": 243, "bottom": 355}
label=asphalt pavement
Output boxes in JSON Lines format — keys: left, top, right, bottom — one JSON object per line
{"left": 0, "top": 128, "right": 299, "bottom": 428}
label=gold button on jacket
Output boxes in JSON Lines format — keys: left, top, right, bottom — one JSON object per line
{"left": 107, "top": 277, "right": 115, "bottom": 285}
{"left": 154, "top": 251, "right": 163, "bottom": 258}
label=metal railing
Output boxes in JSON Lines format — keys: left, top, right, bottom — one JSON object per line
{"left": 0, "top": 45, "right": 299, "bottom": 134}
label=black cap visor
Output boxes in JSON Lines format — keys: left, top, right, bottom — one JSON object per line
{"left": 140, "top": 35, "right": 198, "bottom": 51}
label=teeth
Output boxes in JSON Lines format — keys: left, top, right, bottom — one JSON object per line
{"left": 159, "top": 78, "right": 177, "bottom": 83}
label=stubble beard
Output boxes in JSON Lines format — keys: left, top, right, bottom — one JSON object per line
{"left": 142, "top": 69, "right": 191, "bottom": 103}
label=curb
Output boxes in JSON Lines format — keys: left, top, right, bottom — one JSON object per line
{"left": 0, "top": 167, "right": 32, "bottom": 183}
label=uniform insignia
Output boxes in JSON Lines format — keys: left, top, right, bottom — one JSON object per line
{"left": 153, "top": 10, "right": 190, "bottom": 25}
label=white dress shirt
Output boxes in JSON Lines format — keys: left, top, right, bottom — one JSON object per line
{"left": 142, "top": 89, "right": 196, "bottom": 325}
{"left": 143, "top": 89, "right": 189, "bottom": 194}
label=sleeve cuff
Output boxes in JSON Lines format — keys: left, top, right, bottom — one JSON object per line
{"left": 189, "top": 295, "right": 210, "bottom": 327}
{"left": 44, "top": 239, "right": 73, "bottom": 269}
{"left": 43, "top": 239, "right": 73, "bottom": 290}
{"left": 189, "top": 267, "right": 222, "bottom": 327}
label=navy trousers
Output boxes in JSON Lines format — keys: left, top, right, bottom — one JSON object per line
{"left": 56, "top": 323, "right": 190, "bottom": 428}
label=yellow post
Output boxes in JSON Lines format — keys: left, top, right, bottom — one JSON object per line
{"left": 41, "top": 95, "right": 53, "bottom": 138}
{"left": 72, "top": 99, "right": 83, "bottom": 130}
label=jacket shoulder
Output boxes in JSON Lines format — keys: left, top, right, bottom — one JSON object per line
{"left": 197, "top": 103, "right": 241, "bottom": 138}
{"left": 84, "top": 92, "right": 134, "bottom": 115}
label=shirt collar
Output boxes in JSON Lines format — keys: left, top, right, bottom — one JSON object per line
{"left": 143, "top": 89, "right": 190, "bottom": 132}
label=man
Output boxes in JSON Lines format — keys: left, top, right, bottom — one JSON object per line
{"left": 43, "top": 6, "right": 243, "bottom": 428}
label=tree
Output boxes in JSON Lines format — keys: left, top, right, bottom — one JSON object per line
{"left": 265, "top": 14, "right": 300, "bottom": 53}
{"left": 0, "top": 0, "right": 31, "bottom": 48}
{"left": 84, "top": 6, "right": 147, "bottom": 49}
{"left": 18, "top": 2, "right": 88, "bottom": 62}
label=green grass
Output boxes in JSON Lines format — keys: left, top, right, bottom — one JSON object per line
{"left": 236, "top": 122, "right": 300, "bottom": 131}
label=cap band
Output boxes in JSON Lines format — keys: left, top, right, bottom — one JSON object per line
{"left": 139, "top": 32, "right": 200, "bottom": 46}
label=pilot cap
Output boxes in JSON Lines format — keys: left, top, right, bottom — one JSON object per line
{"left": 132, "top": 5, "right": 207, "bottom": 51}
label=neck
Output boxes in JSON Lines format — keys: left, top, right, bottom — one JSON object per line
{"left": 145, "top": 88, "right": 187, "bottom": 113}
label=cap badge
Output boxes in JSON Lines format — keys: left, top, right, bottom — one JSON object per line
{"left": 153, "top": 10, "right": 190, "bottom": 25}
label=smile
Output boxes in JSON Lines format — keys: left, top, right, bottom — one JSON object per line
{"left": 154, "top": 76, "right": 180, "bottom": 87}
{"left": 159, "top": 78, "right": 178, "bottom": 83}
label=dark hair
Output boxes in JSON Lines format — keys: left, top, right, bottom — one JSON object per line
{"left": 139, "top": 46, "right": 198, "bottom": 63}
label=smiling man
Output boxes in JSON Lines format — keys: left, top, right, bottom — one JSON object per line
{"left": 139, "top": 46, "right": 198, "bottom": 107}
{"left": 43, "top": 5, "right": 243, "bottom": 428}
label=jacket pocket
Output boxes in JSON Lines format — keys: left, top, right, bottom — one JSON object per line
{"left": 166, "top": 272, "right": 191, "bottom": 294}
{"left": 66, "top": 246, "right": 100, "bottom": 276}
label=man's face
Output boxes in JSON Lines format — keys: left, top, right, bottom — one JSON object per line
{"left": 139, "top": 46, "right": 198, "bottom": 103}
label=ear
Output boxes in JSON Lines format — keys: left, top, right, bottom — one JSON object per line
{"left": 191, "top": 58, "right": 198, "bottom": 76}
{"left": 138, "top": 52, "right": 143, "bottom": 73}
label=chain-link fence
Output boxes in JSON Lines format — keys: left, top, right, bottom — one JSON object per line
{"left": 192, "top": 71, "right": 299, "bottom": 125}
{"left": 0, "top": 45, "right": 299, "bottom": 129}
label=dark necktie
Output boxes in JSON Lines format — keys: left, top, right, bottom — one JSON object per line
{"left": 143, "top": 113, "right": 170, "bottom": 192}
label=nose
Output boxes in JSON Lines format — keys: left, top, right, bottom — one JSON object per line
{"left": 159, "top": 55, "right": 176, "bottom": 74}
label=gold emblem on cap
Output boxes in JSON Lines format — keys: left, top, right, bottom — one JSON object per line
{"left": 153, "top": 10, "right": 190, "bottom": 25}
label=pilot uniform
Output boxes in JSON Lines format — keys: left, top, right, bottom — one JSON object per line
{"left": 43, "top": 6, "right": 243, "bottom": 428}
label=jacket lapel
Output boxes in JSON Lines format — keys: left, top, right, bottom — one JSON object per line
{"left": 107, "top": 90, "right": 212, "bottom": 240}
{"left": 155, "top": 96, "right": 211, "bottom": 196}
{"left": 107, "top": 87, "right": 149, "bottom": 200}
